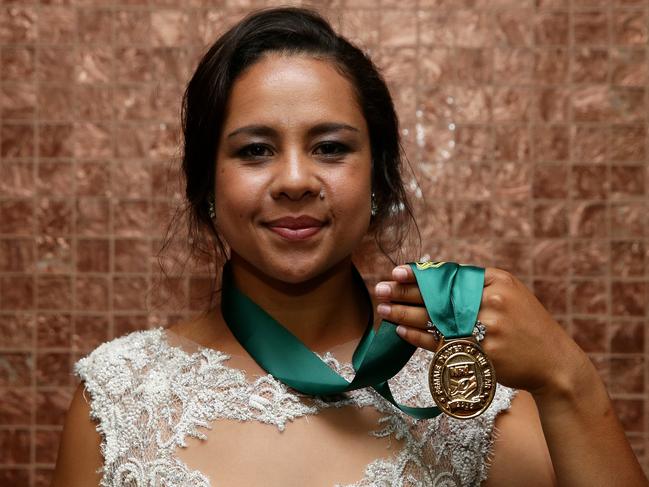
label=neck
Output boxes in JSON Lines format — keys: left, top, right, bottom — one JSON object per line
{"left": 225, "top": 253, "right": 372, "bottom": 352}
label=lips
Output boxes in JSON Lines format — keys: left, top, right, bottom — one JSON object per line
{"left": 265, "top": 215, "right": 326, "bottom": 241}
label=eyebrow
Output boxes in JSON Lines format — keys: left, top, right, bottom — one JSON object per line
{"left": 226, "top": 122, "right": 360, "bottom": 139}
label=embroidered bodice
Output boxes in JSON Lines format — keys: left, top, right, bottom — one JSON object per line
{"left": 73, "top": 327, "right": 517, "bottom": 487}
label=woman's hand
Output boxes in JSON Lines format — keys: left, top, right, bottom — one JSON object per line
{"left": 374, "top": 264, "right": 592, "bottom": 397}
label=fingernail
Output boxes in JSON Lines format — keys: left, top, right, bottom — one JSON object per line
{"left": 375, "top": 283, "right": 391, "bottom": 297}
{"left": 377, "top": 303, "right": 391, "bottom": 316}
{"left": 396, "top": 325, "right": 406, "bottom": 337}
{"left": 393, "top": 267, "right": 408, "bottom": 280}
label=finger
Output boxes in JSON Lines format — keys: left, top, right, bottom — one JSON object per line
{"left": 376, "top": 302, "right": 430, "bottom": 328}
{"left": 391, "top": 265, "right": 416, "bottom": 283}
{"left": 395, "top": 325, "right": 440, "bottom": 352}
{"left": 374, "top": 281, "right": 423, "bottom": 304}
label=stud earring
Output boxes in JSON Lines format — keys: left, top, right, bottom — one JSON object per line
{"left": 371, "top": 192, "right": 378, "bottom": 217}
{"left": 319, "top": 189, "right": 325, "bottom": 200}
{"left": 208, "top": 195, "right": 216, "bottom": 220}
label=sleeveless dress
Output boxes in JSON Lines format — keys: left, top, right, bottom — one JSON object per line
{"left": 73, "top": 327, "right": 517, "bottom": 487}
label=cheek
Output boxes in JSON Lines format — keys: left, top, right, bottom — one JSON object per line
{"left": 213, "top": 167, "right": 259, "bottom": 224}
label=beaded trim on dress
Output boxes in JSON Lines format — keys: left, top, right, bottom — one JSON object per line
{"left": 74, "top": 327, "right": 517, "bottom": 487}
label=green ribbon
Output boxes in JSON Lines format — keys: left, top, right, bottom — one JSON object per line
{"left": 221, "top": 260, "right": 485, "bottom": 419}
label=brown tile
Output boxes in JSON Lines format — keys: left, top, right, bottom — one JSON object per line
{"left": 611, "top": 48, "right": 648, "bottom": 86}
{"left": 610, "top": 125, "right": 647, "bottom": 162}
{"left": 38, "top": 123, "right": 73, "bottom": 158}
{"left": 0, "top": 388, "right": 33, "bottom": 424}
{"left": 572, "top": 317, "right": 607, "bottom": 353}
{"left": 76, "top": 239, "right": 110, "bottom": 273}
{"left": 340, "top": 9, "right": 380, "bottom": 48}
{"left": 75, "top": 198, "right": 110, "bottom": 237}
{"left": 37, "top": 6, "right": 75, "bottom": 44}
{"left": 573, "top": 11, "right": 609, "bottom": 45}
{"left": 454, "top": 47, "right": 493, "bottom": 84}
{"left": 610, "top": 165, "right": 645, "bottom": 198}
{"left": 571, "top": 164, "right": 608, "bottom": 199}
{"left": 0, "top": 238, "right": 34, "bottom": 273}
{"left": 0, "top": 276, "right": 34, "bottom": 310}
{"left": 610, "top": 356, "right": 645, "bottom": 394}
{"left": 493, "top": 47, "right": 533, "bottom": 84}
{"left": 36, "top": 275, "right": 72, "bottom": 310}
{"left": 493, "top": 87, "right": 531, "bottom": 122}
{"left": 569, "top": 202, "right": 607, "bottom": 238}
{"left": 35, "top": 429, "right": 61, "bottom": 464}
{"left": 113, "top": 200, "right": 150, "bottom": 237}
{"left": 114, "top": 314, "right": 149, "bottom": 338}
{"left": 611, "top": 241, "right": 645, "bottom": 276}
{"left": 534, "top": 202, "right": 567, "bottom": 238}
{"left": 78, "top": 7, "right": 113, "bottom": 45}
{"left": 611, "top": 281, "right": 646, "bottom": 316}
{"left": 453, "top": 87, "right": 491, "bottom": 123}
{"left": 454, "top": 163, "right": 491, "bottom": 200}
{"left": 572, "top": 126, "right": 609, "bottom": 163}
{"left": 533, "top": 164, "right": 568, "bottom": 198}
{"left": 115, "top": 8, "right": 152, "bottom": 46}
{"left": 36, "top": 161, "right": 73, "bottom": 197}
{"left": 493, "top": 240, "right": 532, "bottom": 275}
{"left": 493, "top": 9, "right": 532, "bottom": 45}
{"left": 572, "top": 47, "right": 609, "bottom": 83}
{"left": 0, "top": 313, "right": 35, "bottom": 349}
{"left": 381, "top": 9, "right": 417, "bottom": 47}
{"left": 534, "top": 11, "right": 569, "bottom": 44}
{"left": 611, "top": 202, "right": 645, "bottom": 237}
{"left": 573, "top": 240, "right": 608, "bottom": 276}
{"left": 37, "top": 47, "right": 75, "bottom": 84}
{"left": 452, "top": 126, "right": 492, "bottom": 163}
{"left": 610, "top": 320, "right": 645, "bottom": 353}
{"left": 534, "top": 47, "right": 568, "bottom": 84}
{"left": 114, "top": 238, "right": 151, "bottom": 273}
{"left": 0, "top": 352, "right": 32, "bottom": 387}
{"left": 35, "top": 387, "right": 73, "bottom": 426}
{"left": 113, "top": 275, "right": 149, "bottom": 310}
{"left": 73, "top": 122, "right": 113, "bottom": 159}
{"left": 75, "top": 162, "right": 110, "bottom": 197}
{"left": 35, "top": 236, "right": 72, "bottom": 273}
{"left": 1, "top": 123, "right": 35, "bottom": 158}
{"left": 571, "top": 279, "right": 608, "bottom": 314}
{"left": 1, "top": 82, "right": 36, "bottom": 119}
{"left": 112, "top": 161, "right": 151, "bottom": 198}
{"left": 36, "top": 313, "right": 71, "bottom": 348}
{"left": 533, "top": 239, "right": 569, "bottom": 276}
{"left": 76, "top": 84, "right": 114, "bottom": 121}
{"left": 0, "top": 162, "right": 34, "bottom": 198}
{"left": 612, "top": 9, "right": 648, "bottom": 45}
{"left": 74, "top": 276, "right": 109, "bottom": 311}
{"left": 0, "top": 428, "right": 30, "bottom": 464}
{"left": 0, "top": 46, "right": 35, "bottom": 81}
{"left": 572, "top": 86, "right": 613, "bottom": 122}
{"left": 533, "top": 278, "right": 567, "bottom": 314}
{"left": 452, "top": 201, "right": 491, "bottom": 237}
{"left": 0, "top": 469, "right": 29, "bottom": 487}
{"left": 36, "top": 352, "right": 71, "bottom": 386}
{"left": 115, "top": 47, "right": 153, "bottom": 83}
{"left": 533, "top": 125, "right": 569, "bottom": 162}
{"left": 36, "top": 199, "right": 72, "bottom": 236}
{"left": 0, "top": 199, "right": 34, "bottom": 235}
{"left": 72, "top": 314, "right": 109, "bottom": 353}
{"left": 492, "top": 201, "right": 532, "bottom": 238}
{"left": 494, "top": 125, "right": 531, "bottom": 162}
{"left": 534, "top": 87, "right": 569, "bottom": 123}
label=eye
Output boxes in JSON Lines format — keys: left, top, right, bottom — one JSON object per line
{"left": 237, "top": 143, "right": 273, "bottom": 159}
{"left": 314, "top": 142, "right": 350, "bottom": 157}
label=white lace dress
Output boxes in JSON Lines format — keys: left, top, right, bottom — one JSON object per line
{"left": 73, "top": 327, "right": 517, "bottom": 487}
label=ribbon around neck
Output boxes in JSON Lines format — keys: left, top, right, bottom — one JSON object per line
{"left": 220, "top": 260, "right": 485, "bottom": 419}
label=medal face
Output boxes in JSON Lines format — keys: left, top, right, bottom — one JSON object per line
{"left": 428, "top": 339, "right": 496, "bottom": 419}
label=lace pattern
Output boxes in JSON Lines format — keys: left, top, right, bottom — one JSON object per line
{"left": 74, "top": 327, "right": 517, "bottom": 487}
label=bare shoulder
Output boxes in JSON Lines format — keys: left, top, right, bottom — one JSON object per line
{"left": 482, "top": 390, "right": 556, "bottom": 487}
{"left": 51, "top": 382, "right": 104, "bottom": 487}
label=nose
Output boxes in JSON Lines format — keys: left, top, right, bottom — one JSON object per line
{"left": 269, "top": 148, "right": 321, "bottom": 201}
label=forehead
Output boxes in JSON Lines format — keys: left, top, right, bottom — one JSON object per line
{"left": 222, "top": 53, "right": 366, "bottom": 131}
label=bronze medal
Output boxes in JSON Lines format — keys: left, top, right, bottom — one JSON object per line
{"left": 428, "top": 339, "right": 496, "bottom": 419}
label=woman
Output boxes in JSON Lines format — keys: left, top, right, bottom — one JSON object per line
{"left": 52, "top": 6, "right": 646, "bottom": 487}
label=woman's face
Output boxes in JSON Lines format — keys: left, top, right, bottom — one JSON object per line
{"left": 214, "top": 53, "right": 373, "bottom": 284}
